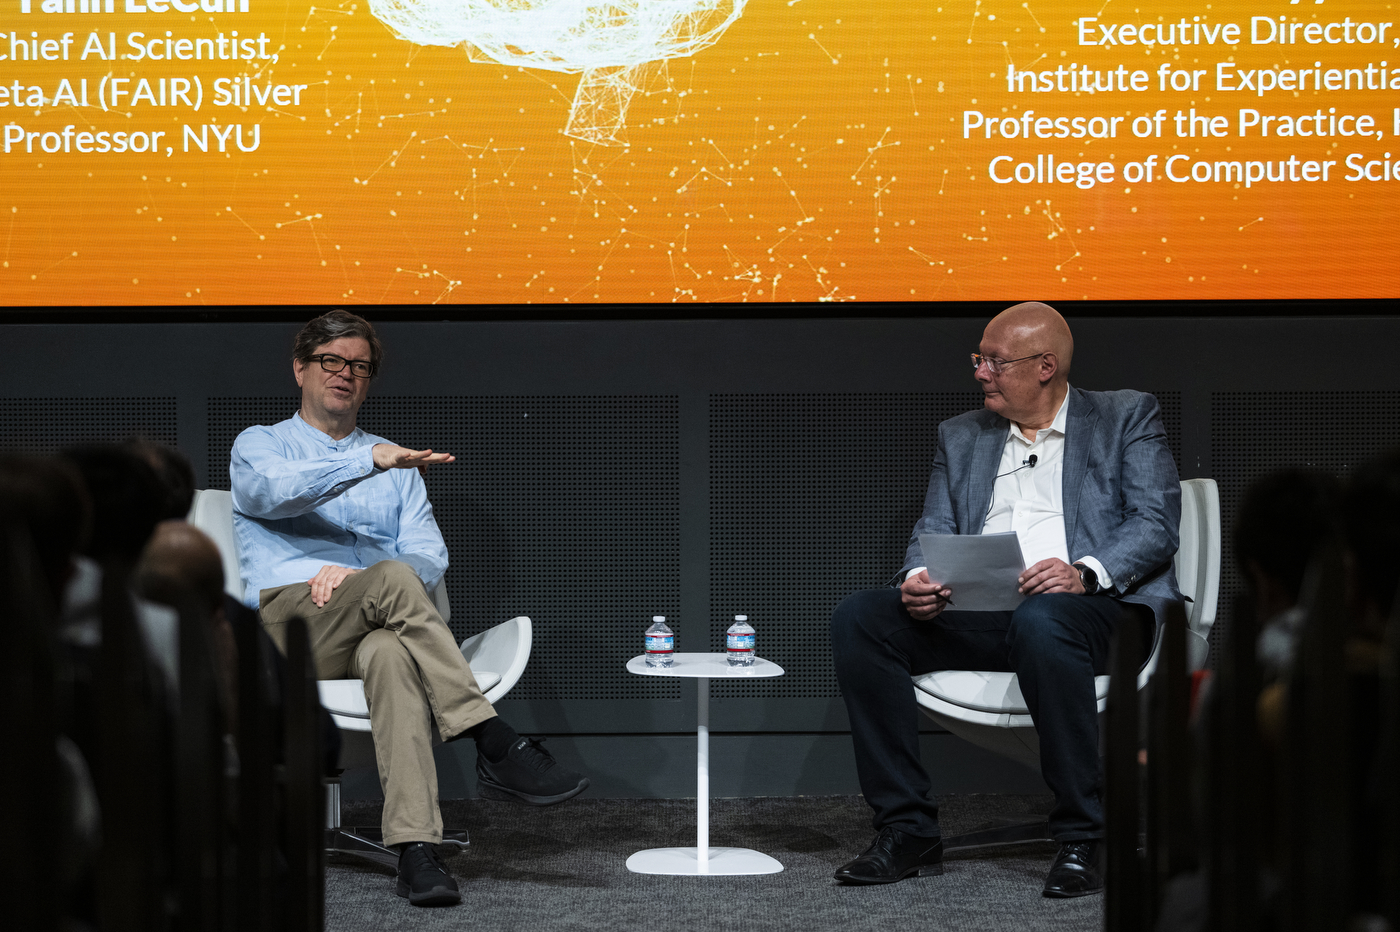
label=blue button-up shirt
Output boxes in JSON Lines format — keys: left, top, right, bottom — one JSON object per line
{"left": 230, "top": 412, "right": 449, "bottom": 609}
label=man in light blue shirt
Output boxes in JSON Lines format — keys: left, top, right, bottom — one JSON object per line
{"left": 232, "top": 310, "right": 588, "bottom": 907}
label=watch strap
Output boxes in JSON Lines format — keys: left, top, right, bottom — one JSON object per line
{"left": 1073, "top": 562, "right": 1100, "bottom": 595}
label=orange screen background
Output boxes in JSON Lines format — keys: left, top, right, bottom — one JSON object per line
{"left": 2, "top": 0, "right": 1397, "bottom": 305}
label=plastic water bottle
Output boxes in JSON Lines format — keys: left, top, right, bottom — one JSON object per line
{"left": 644, "top": 615, "right": 674, "bottom": 667}
{"left": 726, "top": 615, "right": 755, "bottom": 667}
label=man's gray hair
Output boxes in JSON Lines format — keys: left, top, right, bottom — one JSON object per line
{"left": 293, "top": 310, "right": 383, "bottom": 375}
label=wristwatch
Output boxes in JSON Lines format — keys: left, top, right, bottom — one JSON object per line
{"left": 1072, "top": 562, "right": 1100, "bottom": 595}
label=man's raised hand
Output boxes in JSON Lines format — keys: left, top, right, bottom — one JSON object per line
{"left": 308, "top": 565, "right": 360, "bottom": 607}
{"left": 901, "top": 569, "right": 954, "bottom": 621}
{"left": 372, "top": 443, "right": 456, "bottom": 477}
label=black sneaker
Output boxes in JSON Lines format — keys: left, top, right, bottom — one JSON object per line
{"left": 476, "top": 736, "right": 590, "bottom": 805}
{"left": 395, "top": 842, "right": 461, "bottom": 907}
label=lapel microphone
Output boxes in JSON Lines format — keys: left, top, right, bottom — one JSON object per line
{"left": 994, "top": 453, "right": 1038, "bottom": 480}
{"left": 985, "top": 453, "right": 1041, "bottom": 521}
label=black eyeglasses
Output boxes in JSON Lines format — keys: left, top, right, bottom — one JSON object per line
{"left": 307, "top": 354, "right": 375, "bottom": 379}
{"left": 970, "top": 352, "right": 1045, "bottom": 375}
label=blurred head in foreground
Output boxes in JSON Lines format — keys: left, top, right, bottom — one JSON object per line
{"left": 138, "top": 520, "right": 238, "bottom": 727}
{"left": 0, "top": 454, "right": 92, "bottom": 605}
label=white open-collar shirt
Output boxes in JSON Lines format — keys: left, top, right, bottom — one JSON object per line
{"left": 909, "top": 389, "right": 1114, "bottom": 592}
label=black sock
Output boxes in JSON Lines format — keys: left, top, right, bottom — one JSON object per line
{"left": 459, "top": 716, "right": 518, "bottom": 763}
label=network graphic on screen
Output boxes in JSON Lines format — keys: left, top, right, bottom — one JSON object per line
{"left": 367, "top": 0, "right": 747, "bottom": 144}
{"left": 3, "top": 0, "right": 1397, "bottom": 306}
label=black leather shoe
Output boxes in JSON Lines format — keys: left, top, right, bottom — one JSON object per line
{"left": 396, "top": 842, "right": 461, "bottom": 907}
{"left": 1042, "top": 840, "right": 1104, "bottom": 898}
{"left": 833, "top": 827, "right": 944, "bottom": 885}
{"left": 477, "top": 736, "right": 590, "bottom": 805}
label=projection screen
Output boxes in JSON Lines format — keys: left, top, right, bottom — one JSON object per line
{"left": 2, "top": 0, "right": 1397, "bottom": 305}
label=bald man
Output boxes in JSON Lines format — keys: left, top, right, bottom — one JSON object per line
{"left": 137, "top": 520, "right": 344, "bottom": 771}
{"left": 829, "top": 302, "right": 1182, "bottom": 897}
{"left": 137, "top": 521, "right": 238, "bottom": 717}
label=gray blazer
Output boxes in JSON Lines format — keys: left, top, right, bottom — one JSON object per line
{"left": 901, "top": 386, "right": 1183, "bottom": 625}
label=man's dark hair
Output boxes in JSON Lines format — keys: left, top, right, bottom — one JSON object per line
{"left": 1342, "top": 448, "right": 1400, "bottom": 618}
{"left": 60, "top": 444, "right": 166, "bottom": 564}
{"left": 1235, "top": 468, "right": 1342, "bottom": 604}
{"left": 292, "top": 309, "right": 383, "bottom": 375}
{"left": 125, "top": 438, "right": 196, "bottom": 521}
{"left": 0, "top": 455, "right": 92, "bottom": 603}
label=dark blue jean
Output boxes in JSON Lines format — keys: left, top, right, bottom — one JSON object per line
{"left": 830, "top": 588, "right": 1151, "bottom": 842}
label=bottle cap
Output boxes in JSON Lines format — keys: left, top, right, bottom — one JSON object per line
{"left": 734, "top": 615, "right": 747, "bottom": 621}
{"left": 652, "top": 615, "right": 666, "bottom": 622}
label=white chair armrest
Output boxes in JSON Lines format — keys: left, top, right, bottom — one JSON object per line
{"left": 187, "top": 489, "right": 244, "bottom": 602}
{"left": 316, "top": 615, "right": 532, "bottom": 732}
{"left": 460, "top": 616, "right": 533, "bottom": 705}
{"left": 914, "top": 670, "right": 1113, "bottom": 716}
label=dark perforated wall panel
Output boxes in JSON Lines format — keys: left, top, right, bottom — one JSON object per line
{"left": 1209, "top": 390, "right": 1400, "bottom": 659}
{"left": 708, "top": 393, "right": 978, "bottom": 698}
{"left": 1154, "top": 393, "right": 1183, "bottom": 468}
{"left": 207, "top": 395, "right": 682, "bottom": 701}
{"left": 707, "top": 391, "right": 1181, "bottom": 699}
{"left": 0, "top": 397, "right": 178, "bottom": 452}
{"left": 207, "top": 398, "right": 299, "bottom": 488}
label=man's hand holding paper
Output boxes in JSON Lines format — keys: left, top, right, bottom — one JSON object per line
{"left": 900, "top": 570, "right": 953, "bottom": 620}
{"left": 915, "top": 532, "right": 1029, "bottom": 613}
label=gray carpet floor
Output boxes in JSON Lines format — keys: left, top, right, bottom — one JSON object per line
{"left": 328, "top": 794, "right": 1101, "bottom": 932}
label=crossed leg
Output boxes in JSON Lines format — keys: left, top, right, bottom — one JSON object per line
{"left": 260, "top": 559, "right": 496, "bottom": 845}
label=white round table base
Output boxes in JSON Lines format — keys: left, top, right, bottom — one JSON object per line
{"left": 626, "top": 847, "right": 784, "bottom": 876}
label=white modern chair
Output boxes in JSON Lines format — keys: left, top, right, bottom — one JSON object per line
{"left": 187, "top": 488, "right": 532, "bottom": 862}
{"left": 910, "top": 478, "right": 1220, "bottom": 845}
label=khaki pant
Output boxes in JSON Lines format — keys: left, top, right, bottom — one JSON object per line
{"left": 260, "top": 559, "right": 495, "bottom": 846}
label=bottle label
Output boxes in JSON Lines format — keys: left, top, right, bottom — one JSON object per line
{"left": 645, "top": 635, "right": 674, "bottom": 653}
{"left": 726, "top": 633, "right": 755, "bottom": 653}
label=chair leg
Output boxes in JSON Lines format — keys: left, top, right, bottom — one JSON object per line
{"left": 322, "top": 777, "right": 470, "bottom": 871}
{"left": 943, "top": 818, "right": 1053, "bottom": 852}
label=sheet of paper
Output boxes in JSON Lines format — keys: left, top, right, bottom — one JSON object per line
{"left": 917, "top": 532, "right": 1028, "bottom": 612}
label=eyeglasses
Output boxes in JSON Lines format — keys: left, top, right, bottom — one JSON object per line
{"left": 970, "top": 352, "right": 1045, "bottom": 375}
{"left": 307, "top": 353, "right": 375, "bottom": 379}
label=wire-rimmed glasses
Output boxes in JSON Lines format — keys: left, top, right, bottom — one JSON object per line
{"left": 970, "top": 352, "right": 1045, "bottom": 375}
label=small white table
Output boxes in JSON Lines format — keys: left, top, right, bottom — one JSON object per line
{"left": 624, "top": 652, "right": 785, "bottom": 876}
